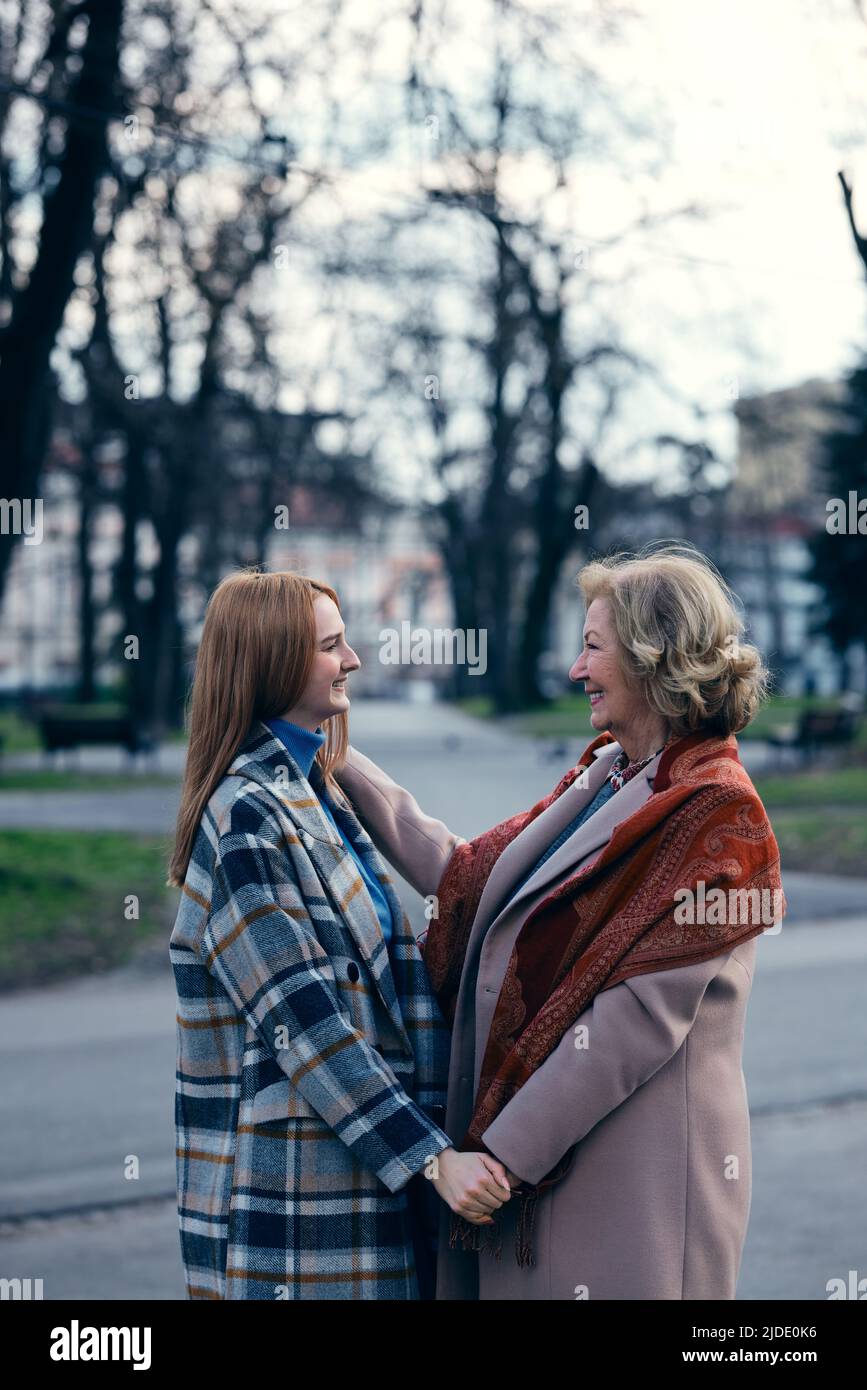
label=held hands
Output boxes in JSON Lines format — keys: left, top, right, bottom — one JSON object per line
{"left": 431, "top": 1147, "right": 516, "bottom": 1225}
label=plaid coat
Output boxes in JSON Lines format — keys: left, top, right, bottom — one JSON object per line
{"left": 170, "top": 718, "right": 452, "bottom": 1300}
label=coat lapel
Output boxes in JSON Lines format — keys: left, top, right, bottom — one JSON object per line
{"left": 227, "top": 719, "right": 412, "bottom": 1054}
{"left": 471, "top": 742, "right": 621, "bottom": 936}
{"left": 493, "top": 746, "right": 664, "bottom": 926}
{"left": 470, "top": 747, "right": 663, "bottom": 1093}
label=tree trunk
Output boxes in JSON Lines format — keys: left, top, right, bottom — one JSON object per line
{"left": 485, "top": 236, "right": 516, "bottom": 713}
{"left": 0, "top": 0, "right": 124, "bottom": 600}
{"left": 75, "top": 451, "right": 98, "bottom": 703}
{"left": 114, "top": 433, "right": 150, "bottom": 722}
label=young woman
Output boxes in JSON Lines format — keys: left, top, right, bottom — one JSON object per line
{"left": 167, "top": 568, "right": 511, "bottom": 1300}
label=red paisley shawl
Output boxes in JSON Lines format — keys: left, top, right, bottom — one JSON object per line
{"left": 422, "top": 729, "right": 786, "bottom": 1266}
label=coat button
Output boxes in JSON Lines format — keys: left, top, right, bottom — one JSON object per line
{"left": 347, "top": 962, "right": 360, "bottom": 982}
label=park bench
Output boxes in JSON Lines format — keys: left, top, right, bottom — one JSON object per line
{"left": 36, "top": 706, "right": 156, "bottom": 765}
{"left": 767, "top": 707, "right": 861, "bottom": 764}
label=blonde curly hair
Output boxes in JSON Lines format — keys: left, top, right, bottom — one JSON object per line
{"left": 577, "top": 543, "right": 770, "bottom": 738}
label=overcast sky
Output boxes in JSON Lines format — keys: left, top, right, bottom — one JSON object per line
{"left": 579, "top": 0, "right": 867, "bottom": 471}
{"left": 621, "top": 0, "right": 867, "bottom": 367}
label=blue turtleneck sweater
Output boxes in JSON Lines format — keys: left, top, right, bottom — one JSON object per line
{"left": 264, "top": 717, "right": 395, "bottom": 951}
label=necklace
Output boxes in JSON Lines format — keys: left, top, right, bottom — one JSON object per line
{"left": 608, "top": 738, "right": 670, "bottom": 792}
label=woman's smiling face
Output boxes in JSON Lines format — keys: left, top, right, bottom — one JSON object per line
{"left": 279, "top": 593, "right": 361, "bottom": 731}
{"left": 570, "top": 596, "right": 635, "bottom": 736}
{"left": 570, "top": 595, "right": 672, "bottom": 762}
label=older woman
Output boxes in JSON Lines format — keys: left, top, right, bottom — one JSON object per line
{"left": 335, "top": 545, "right": 785, "bottom": 1300}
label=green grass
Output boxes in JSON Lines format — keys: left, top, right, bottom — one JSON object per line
{"left": 0, "top": 770, "right": 176, "bottom": 791}
{"left": 0, "top": 710, "right": 40, "bottom": 753}
{"left": 745, "top": 696, "right": 867, "bottom": 748}
{"left": 452, "top": 696, "right": 498, "bottom": 720}
{"left": 772, "top": 809, "right": 867, "bottom": 878}
{"left": 753, "top": 766, "right": 867, "bottom": 807}
{"left": 455, "top": 694, "right": 594, "bottom": 739}
{"left": 753, "top": 766, "right": 867, "bottom": 876}
{"left": 0, "top": 830, "right": 178, "bottom": 992}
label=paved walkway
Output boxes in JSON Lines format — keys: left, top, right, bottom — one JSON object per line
{"left": 1, "top": 911, "right": 864, "bottom": 1299}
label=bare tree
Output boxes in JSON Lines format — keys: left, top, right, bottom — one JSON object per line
{"left": 0, "top": 0, "right": 124, "bottom": 599}
{"left": 336, "top": 0, "right": 704, "bottom": 708}
{"left": 55, "top": 0, "right": 370, "bottom": 730}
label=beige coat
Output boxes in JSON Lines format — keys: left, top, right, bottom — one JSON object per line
{"left": 336, "top": 740, "right": 759, "bottom": 1300}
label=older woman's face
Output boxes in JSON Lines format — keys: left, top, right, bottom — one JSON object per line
{"left": 570, "top": 597, "right": 635, "bottom": 736}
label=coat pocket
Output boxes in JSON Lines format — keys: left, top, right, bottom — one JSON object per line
{"left": 239, "top": 1041, "right": 323, "bottom": 1123}
{"left": 244, "top": 1074, "right": 322, "bottom": 1123}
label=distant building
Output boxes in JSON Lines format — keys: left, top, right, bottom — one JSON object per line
{"left": 724, "top": 376, "right": 862, "bottom": 695}
{"left": 263, "top": 505, "right": 454, "bottom": 699}
{"left": 0, "top": 469, "right": 454, "bottom": 700}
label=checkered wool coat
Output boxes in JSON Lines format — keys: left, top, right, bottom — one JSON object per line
{"left": 170, "top": 718, "right": 452, "bottom": 1300}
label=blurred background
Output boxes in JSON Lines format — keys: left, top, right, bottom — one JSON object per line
{"left": 0, "top": 0, "right": 866, "bottom": 1300}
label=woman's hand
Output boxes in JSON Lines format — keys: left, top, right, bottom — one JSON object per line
{"left": 431, "top": 1147, "right": 512, "bottom": 1224}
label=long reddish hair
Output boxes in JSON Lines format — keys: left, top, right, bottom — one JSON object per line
{"left": 167, "top": 567, "right": 350, "bottom": 888}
